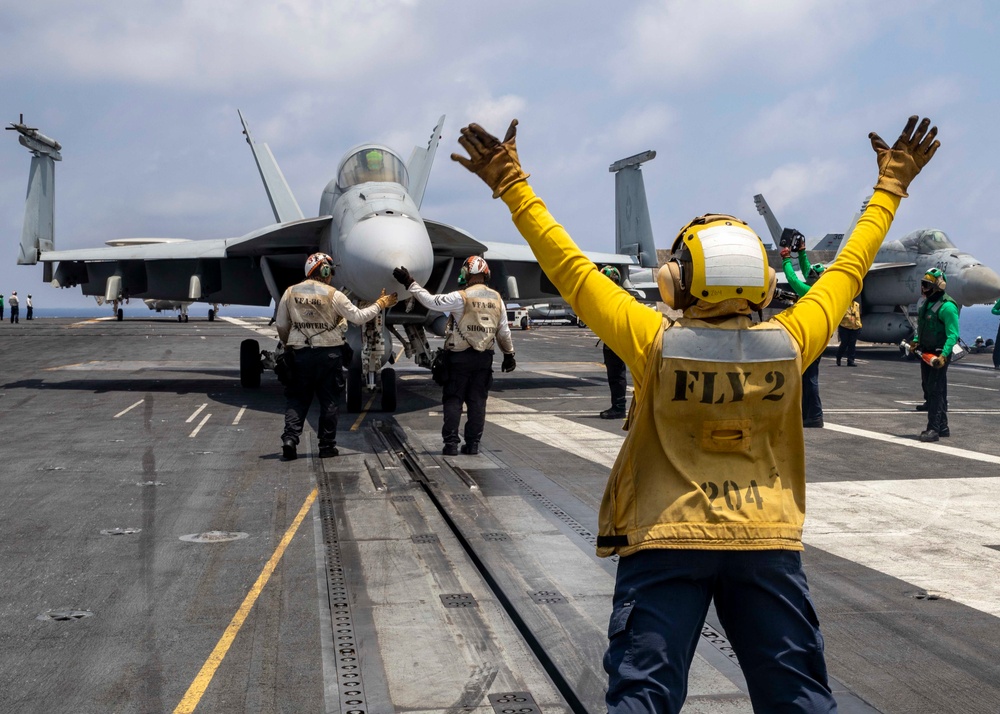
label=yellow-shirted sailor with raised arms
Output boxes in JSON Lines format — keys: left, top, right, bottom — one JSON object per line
{"left": 452, "top": 116, "right": 939, "bottom": 714}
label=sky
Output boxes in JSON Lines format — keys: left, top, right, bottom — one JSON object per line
{"left": 1, "top": 0, "right": 998, "bottom": 308}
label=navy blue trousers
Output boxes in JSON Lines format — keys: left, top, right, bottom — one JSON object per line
{"left": 442, "top": 349, "right": 494, "bottom": 447}
{"left": 993, "top": 322, "right": 1000, "bottom": 369}
{"left": 604, "top": 549, "right": 836, "bottom": 714}
{"left": 281, "top": 346, "right": 344, "bottom": 449}
{"left": 920, "top": 359, "right": 949, "bottom": 434}
{"left": 836, "top": 327, "right": 858, "bottom": 365}
{"left": 801, "top": 356, "right": 823, "bottom": 423}
{"left": 604, "top": 343, "right": 628, "bottom": 410}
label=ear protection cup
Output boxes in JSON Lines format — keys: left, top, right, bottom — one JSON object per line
{"left": 657, "top": 261, "right": 694, "bottom": 309}
{"left": 319, "top": 263, "right": 332, "bottom": 279}
{"left": 458, "top": 266, "right": 468, "bottom": 286}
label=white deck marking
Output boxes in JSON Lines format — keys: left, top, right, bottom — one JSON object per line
{"left": 232, "top": 406, "right": 247, "bottom": 425}
{"left": 950, "top": 383, "right": 1000, "bottom": 392}
{"left": 823, "top": 423, "right": 1000, "bottom": 466}
{"left": 488, "top": 398, "right": 621, "bottom": 468}
{"left": 219, "top": 316, "right": 278, "bottom": 339}
{"left": 113, "top": 399, "right": 144, "bottom": 418}
{"left": 804, "top": 477, "right": 1000, "bottom": 617}
{"left": 531, "top": 369, "right": 598, "bottom": 379}
{"left": 186, "top": 403, "right": 208, "bottom": 423}
{"left": 824, "top": 408, "right": 1000, "bottom": 414}
{"left": 487, "top": 399, "right": 1000, "bottom": 617}
{"left": 189, "top": 414, "right": 211, "bottom": 437}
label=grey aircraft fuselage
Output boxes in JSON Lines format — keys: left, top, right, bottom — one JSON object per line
{"left": 319, "top": 144, "right": 434, "bottom": 302}
{"left": 754, "top": 194, "right": 1000, "bottom": 344}
{"left": 6, "top": 114, "right": 643, "bottom": 408}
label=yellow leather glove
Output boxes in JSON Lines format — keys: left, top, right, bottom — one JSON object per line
{"left": 451, "top": 119, "right": 530, "bottom": 198}
{"left": 375, "top": 289, "right": 398, "bottom": 310}
{"left": 869, "top": 116, "right": 940, "bottom": 198}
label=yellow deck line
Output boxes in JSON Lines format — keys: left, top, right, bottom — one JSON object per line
{"left": 173, "top": 487, "right": 318, "bottom": 713}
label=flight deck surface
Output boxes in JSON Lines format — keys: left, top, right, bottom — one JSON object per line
{"left": 1, "top": 316, "right": 1000, "bottom": 713}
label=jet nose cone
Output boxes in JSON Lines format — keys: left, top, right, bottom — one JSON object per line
{"left": 957, "top": 265, "right": 1000, "bottom": 305}
{"left": 341, "top": 216, "right": 434, "bottom": 302}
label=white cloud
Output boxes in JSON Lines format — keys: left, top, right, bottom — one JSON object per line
{"left": 612, "top": 0, "right": 894, "bottom": 88}
{"left": 607, "top": 105, "right": 676, "bottom": 149}
{"left": 459, "top": 95, "right": 528, "bottom": 138}
{"left": 1, "top": 0, "right": 425, "bottom": 91}
{"left": 751, "top": 159, "right": 848, "bottom": 214}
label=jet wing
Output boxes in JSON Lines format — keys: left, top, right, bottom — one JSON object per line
{"left": 480, "top": 240, "right": 635, "bottom": 266}
{"left": 426, "top": 218, "right": 636, "bottom": 267}
{"left": 225, "top": 216, "right": 331, "bottom": 256}
{"left": 425, "top": 218, "right": 488, "bottom": 256}
{"left": 866, "top": 261, "right": 917, "bottom": 272}
{"left": 40, "top": 216, "right": 332, "bottom": 262}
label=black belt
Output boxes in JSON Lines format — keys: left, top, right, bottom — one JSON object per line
{"left": 596, "top": 535, "right": 629, "bottom": 547}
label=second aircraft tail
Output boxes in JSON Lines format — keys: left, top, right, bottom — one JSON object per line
{"left": 7, "top": 116, "right": 61, "bottom": 265}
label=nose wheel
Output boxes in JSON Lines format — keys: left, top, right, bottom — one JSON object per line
{"left": 346, "top": 359, "right": 363, "bottom": 412}
{"left": 380, "top": 368, "right": 396, "bottom": 412}
{"left": 345, "top": 361, "right": 397, "bottom": 413}
{"left": 240, "top": 338, "right": 262, "bottom": 388}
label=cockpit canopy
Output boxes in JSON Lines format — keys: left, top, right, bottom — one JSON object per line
{"left": 337, "top": 146, "right": 409, "bottom": 190}
{"left": 899, "top": 229, "right": 956, "bottom": 254}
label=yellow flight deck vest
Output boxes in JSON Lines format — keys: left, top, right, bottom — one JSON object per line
{"left": 283, "top": 281, "right": 347, "bottom": 348}
{"left": 444, "top": 285, "right": 503, "bottom": 352}
{"left": 596, "top": 315, "right": 806, "bottom": 557}
{"left": 840, "top": 300, "right": 862, "bottom": 330}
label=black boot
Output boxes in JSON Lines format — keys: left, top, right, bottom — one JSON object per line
{"left": 282, "top": 439, "right": 297, "bottom": 460}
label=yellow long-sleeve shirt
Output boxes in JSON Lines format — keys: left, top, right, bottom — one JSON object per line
{"left": 500, "top": 180, "right": 900, "bottom": 553}
{"left": 501, "top": 181, "right": 899, "bottom": 382}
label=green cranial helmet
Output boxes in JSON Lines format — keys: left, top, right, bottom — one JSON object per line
{"left": 922, "top": 267, "right": 947, "bottom": 291}
{"left": 600, "top": 265, "right": 622, "bottom": 284}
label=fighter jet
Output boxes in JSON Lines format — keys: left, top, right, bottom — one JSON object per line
{"left": 754, "top": 193, "right": 1000, "bottom": 343}
{"left": 7, "top": 113, "right": 636, "bottom": 410}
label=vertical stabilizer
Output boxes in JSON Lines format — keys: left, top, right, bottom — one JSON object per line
{"left": 406, "top": 115, "right": 444, "bottom": 209}
{"left": 237, "top": 110, "right": 304, "bottom": 224}
{"left": 610, "top": 150, "right": 658, "bottom": 268}
{"left": 7, "top": 117, "right": 62, "bottom": 265}
{"left": 753, "top": 194, "right": 784, "bottom": 246}
{"left": 835, "top": 194, "right": 872, "bottom": 257}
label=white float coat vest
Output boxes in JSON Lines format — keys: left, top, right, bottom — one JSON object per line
{"left": 444, "top": 285, "right": 503, "bottom": 352}
{"left": 596, "top": 316, "right": 806, "bottom": 557}
{"left": 279, "top": 280, "right": 349, "bottom": 348}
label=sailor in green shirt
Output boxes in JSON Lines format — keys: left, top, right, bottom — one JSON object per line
{"left": 992, "top": 297, "right": 1000, "bottom": 370}
{"left": 779, "top": 245, "right": 825, "bottom": 427}
{"left": 911, "top": 268, "right": 960, "bottom": 441}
